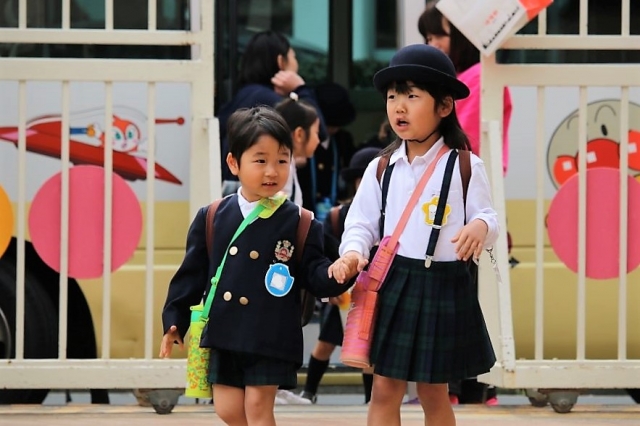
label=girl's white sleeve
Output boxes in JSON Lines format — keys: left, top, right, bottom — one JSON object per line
{"left": 339, "top": 159, "right": 382, "bottom": 259}
{"left": 466, "top": 160, "right": 500, "bottom": 248}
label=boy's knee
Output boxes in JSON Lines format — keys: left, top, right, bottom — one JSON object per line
{"left": 215, "top": 403, "right": 246, "bottom": 425}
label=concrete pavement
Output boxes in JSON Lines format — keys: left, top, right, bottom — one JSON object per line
{"left": 1, "top": 403, "right": 639, "bottom": 425}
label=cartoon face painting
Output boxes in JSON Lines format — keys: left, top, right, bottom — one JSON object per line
{"left": 547, "top": 100, "right": 640, "bottom": 187}
{"left": 87, "top": 115, "right": 142, "bottom": 152}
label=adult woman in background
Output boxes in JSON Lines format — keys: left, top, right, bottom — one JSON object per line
{"left": 218, "top": 30, "right": 326, "bottom": 196}
{"left": 414, "top": 0, "right": 513, "bottom": 406}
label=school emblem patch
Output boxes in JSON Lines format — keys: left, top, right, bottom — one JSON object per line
{"left": 422, "top": 196, "right": 451, "bottom": 227}
{"left": 274, "top": 240, "right": 294, "bottom": 262}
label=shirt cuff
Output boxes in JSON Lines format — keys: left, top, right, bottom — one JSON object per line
{"left": 339, "top": 241, "right": 369, "bottom": 260}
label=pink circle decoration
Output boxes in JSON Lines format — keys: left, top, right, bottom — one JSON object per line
{"left": 547, "top": 168, "right": 640, "bottom": 280}
{"left": 29, "top": 165, "right": 142, "bottom": 279}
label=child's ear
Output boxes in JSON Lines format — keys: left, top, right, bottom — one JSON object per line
{"left": 438, "top": 96, "right": 454, "bottom": 118}
{"left": 293, "top": 126, "right": 306, "bottom": 145}
{"left": 276, "top": 54, "right": 286, "bottom": 71}
{"left": 226, "top": 153, "right": 240, "bottom": 176}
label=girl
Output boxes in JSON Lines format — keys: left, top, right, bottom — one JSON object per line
{"left": 218, "top": 30, "right": 326, "bottom": 196}
{"left": 418, "top": 1, "right": 512, "bottom": 176}
{"left": 275, "top": 93, "right": 321, "bottom": 206}
{"left": 334, "top": 44, "right": 499, "bottom": 426}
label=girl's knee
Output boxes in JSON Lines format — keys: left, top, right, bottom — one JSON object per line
{"left": 371, "top": 375, "right": 406, "bottom": 404}
{"left": 416, "top": 383, "right": 449, "bottom": 405}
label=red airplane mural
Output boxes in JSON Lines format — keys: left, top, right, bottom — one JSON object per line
{"left": 0, "top": 109, "right": 184, "bottom": 185}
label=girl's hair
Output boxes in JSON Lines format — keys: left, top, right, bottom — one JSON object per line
{"left": 226, "top": 106, "right": 292, "bottom": 163}
{"left": 238, "top": 31, "right": 291, "bottom": 88}
{"left": 380, "top": 80, "right": 471, "bottom": 157}
{"left": 274, "top": 94, "right": 318, "bottom": 138}
{"left": 418, "top": 2, "right": 479, "bottom": 74}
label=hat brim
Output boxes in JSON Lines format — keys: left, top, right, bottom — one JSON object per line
{"left": 373, "top": 64, "right": 470, "bottom": 100}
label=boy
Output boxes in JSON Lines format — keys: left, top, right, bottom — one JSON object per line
{"left": 160, "top": 106, "right": 355, "bottom": 426}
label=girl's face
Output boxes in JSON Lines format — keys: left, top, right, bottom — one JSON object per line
{"left": 292, "top": 118, "right": 321, "bottom": 159}
{"left": 226, "top": 134, "right": 291, "bottom": 202}
{"left": 426, "top": 17, "right": 451, "bottom": 56}
{"left": 386, "top": 82, "right": 449, "bottom": 142}
{"left": 279, "top": 48, "right": 299, "bottom": 73}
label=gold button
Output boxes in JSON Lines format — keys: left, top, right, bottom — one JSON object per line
{"left": 239, "top": 297, "right": 249, "bottom": 306}
{"left": 318, "top": 163, "right": 325, "bottom": 170}
{"left": 223, "top": 291, "right": 232, "bottom": 301}
{"left": 249, "top": 250, "right": 259, "bottom": 260}
{"left": 229, "top": 246, "right": 238, "bottom": 255}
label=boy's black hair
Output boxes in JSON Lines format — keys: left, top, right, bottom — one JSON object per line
{"left": 380, "top": 80, "right": 471, "bottom": 156}
{"left": 226, "top": 106, "right": 293, "bottom": 164}
{"left": 418, "top": 2, "right": 479, "bottom": 74}
{"left": 238, "top": 31, "right": 291, "bottom": 88}
{"left": 274, "top": 97, "right": 318, "bottom": 139}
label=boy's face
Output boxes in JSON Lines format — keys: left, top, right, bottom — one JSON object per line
{"left": 226, "top": 135, "right": 291, "bottom": 202}
{"left": 386, "top": 82, "right": 438, "bottom": 142}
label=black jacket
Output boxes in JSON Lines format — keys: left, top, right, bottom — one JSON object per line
{"left": 162, "top": 196, "right": 347, "bottom": 366}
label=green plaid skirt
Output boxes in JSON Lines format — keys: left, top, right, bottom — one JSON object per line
{"left": 370, "top": 255, "right": 496, "bottom": 383}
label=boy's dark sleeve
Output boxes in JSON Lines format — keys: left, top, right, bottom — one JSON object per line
{"left": 301, "top": 219, "right": 351, "bottom": 298}
{"left": 161, "top": 207, "right": 209, "bottom": 341}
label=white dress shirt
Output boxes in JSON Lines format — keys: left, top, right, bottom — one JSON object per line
{"left": 339, "top": 138, "right": 499, "bottom": 261}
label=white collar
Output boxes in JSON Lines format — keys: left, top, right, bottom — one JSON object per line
{"left": 389, "top": 137, "right": 446, "bottom": 166}
{"left": 236, "top": 188, "right": 259, "bottom": 218}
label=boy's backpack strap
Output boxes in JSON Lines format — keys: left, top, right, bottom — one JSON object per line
{"left": 458, "top": 149, "right": 472, "bottom": 223}
{"left": 296, "top": 207, "right": 315, "bottom": 327}
{"left": 329, "top": 205, "right": 343, "bottom": 239}
{"left": 205, "top": 199, "right": 224, "bottom": 256}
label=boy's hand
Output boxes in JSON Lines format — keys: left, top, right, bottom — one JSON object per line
{"left": 159, "top": 325, "right": 183, "bottom": 358}
{"left": 451, "top": 219, "right": 488, "bottom": 262}
{"left": 328, "top": 251, "right": 368, "bottom": 283}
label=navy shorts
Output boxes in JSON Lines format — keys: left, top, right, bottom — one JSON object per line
{"left": 207, "top": 349, "right": 297, "bottom": 389}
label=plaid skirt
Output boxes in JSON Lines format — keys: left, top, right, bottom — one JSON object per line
{"left": 370, "top": 255, "right": 496, "bottom": 383}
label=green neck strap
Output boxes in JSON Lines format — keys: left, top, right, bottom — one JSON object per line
{"left": 201, "top": 203, "right": 266, "bottom": 321}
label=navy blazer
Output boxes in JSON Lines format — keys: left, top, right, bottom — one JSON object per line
{"left": 162, "top": 196, "right": 347, "bottom": 366}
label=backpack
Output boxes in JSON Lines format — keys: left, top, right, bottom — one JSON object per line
{"left": 204, "top": 200, "right": 317, "bottom": 327}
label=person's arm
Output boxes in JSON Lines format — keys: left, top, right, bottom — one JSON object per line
{"left": 465, "top": 159, "right": 500, "bottom": 249}
{"left": 161, "top": 207, "right": 210, "bottom": 341}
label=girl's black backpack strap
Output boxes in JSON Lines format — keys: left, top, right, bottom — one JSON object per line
{"left": 424, "top": 150, "right": 459, "bottom": 267}
{"left": 376, "top": 154, "right": 394, "bottom": 238}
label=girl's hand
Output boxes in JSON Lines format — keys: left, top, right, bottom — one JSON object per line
{"left": 328, "top": 251, "right": 368, "bottom": 283}
{"left": 451, "top": 219, "right": 488, "bottom": 262}
{"left": 159, "top": 325, "right": 183, "bottom": 358}
{"left": 271, "top": 70, "right": 305, "bottom": 96}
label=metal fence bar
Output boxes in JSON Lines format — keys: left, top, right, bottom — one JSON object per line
{"left": 618, "top": 87, "right": 630, "bottom": 361}
{"left": 0, "top": 29, "right": 199, "bottom": 45}
{"left": 502, "top": 35, "right": 640, "bottom": 50}
{"left": 106, "top": 0, "right": 114, "bottom": 30}
{"left": 534, "top": 86, "right": 546, "bottom": 360}
{"left": 537, "top": 7, "right": 547, "bottom": 36}
{"left": 579, "top": 0, "right": 588, "bottom": 36}
{"left": 62, "top": 0, "right": 70, "bottom": 30}
{"left": 58, "top": 82, "right": 71, "bottom": 359}
{"left": 490, "top": 65, "right": 640, "bottom": 87}
{"left": 576, "top": 87, "right": 588, "bottom": 361}
{"left": 144, "top": 82, "right": 157, "bottom": 360}
{"left": 18, "top": 0, "right": 26, "bottom": 29}
{"left": 148, "top": 0, "right": 157, "bottom": 31}
{"left": 101, "top": 84, "right": 113, "bottom": 359}
{"left": 621, "top": 0, "right": 630, "bottom": 37}
{"left": 15, "top": 81, "right": 27, "bottom": 361}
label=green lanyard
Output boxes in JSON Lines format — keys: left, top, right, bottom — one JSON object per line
{"left": 201, "top": 203, "right": 266, "bottom": 321}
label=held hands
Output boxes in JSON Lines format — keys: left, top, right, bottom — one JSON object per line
{"left": 328, "top": 251, "right": 368, "bottom": 283}
{"left": 271, "top": 70, "right": 305, "bottom": 96}
{"left": 159, "top": 325, "right": 183, "bottom": 358}
{"left": 451, "top": 219, "right": 488, "bottom": 262}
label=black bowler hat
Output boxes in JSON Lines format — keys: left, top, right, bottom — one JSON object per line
{"left": 341, "top": 147, "right": 382, "bottom": 182}
{"left": 373, "top": 44, "right": 470, "bottom": 100}
{"left": 315, "top": 82, "right": 356, "bottom": 127}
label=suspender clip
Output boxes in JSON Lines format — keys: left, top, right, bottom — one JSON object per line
{"left": 424, "top": 256, "right": 432, "bottom": 268}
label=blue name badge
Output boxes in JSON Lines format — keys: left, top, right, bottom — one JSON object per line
{"left": 265, "top": 263, "right": 294, "bottom": 297}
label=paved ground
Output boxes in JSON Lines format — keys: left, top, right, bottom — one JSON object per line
{"left": 1, "top": 403, "right": 639, "bottom": 425}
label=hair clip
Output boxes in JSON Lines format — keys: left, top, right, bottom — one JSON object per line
{"left": 289, "top": 92, "right": 299, "bottom": 101}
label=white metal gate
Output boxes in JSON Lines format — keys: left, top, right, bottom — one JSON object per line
{"left": 479, "top": 0, "right": 640, "bottom": 409}
{"left": 0, "top": 0, "right": 217, "bottom": 392}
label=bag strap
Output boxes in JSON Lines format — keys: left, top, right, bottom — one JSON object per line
{"left": 205, "top": 199, "right": 223, "bottom": 256}
{"left": 424, "top": 150, "right": 459, "bottom": 267}
{"left": 295, "top": 207, "right": 313, "bottom": 262}
{"left": 329, "top": 205, "right": 342, "bottom": 239}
